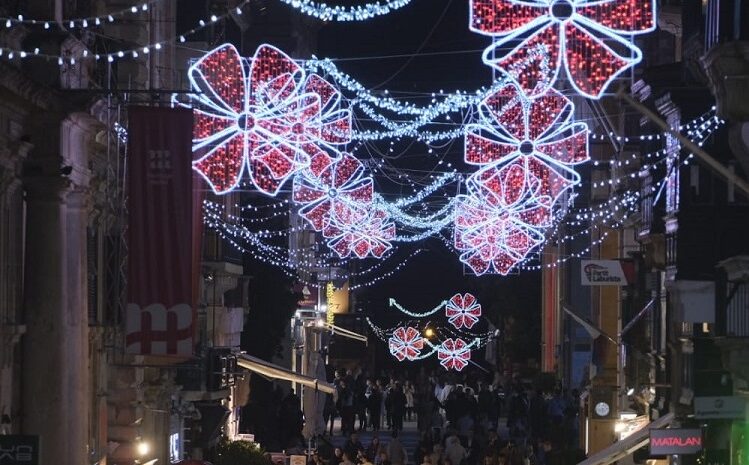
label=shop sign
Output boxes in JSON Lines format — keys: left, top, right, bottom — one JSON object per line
{"left": 694, "top": 396, "right": 746, "bottom": 419}
{"left": 290, "top": 455, "right": 307, "bottom": 465}
{"left": 0, "top": 435, "right": 39, "bottom": 465}
{"left": 649, "top": 428, "right": 703, "bottom": 455}
{"left": 581, "top": 260, "right": 632, "bottom": 286}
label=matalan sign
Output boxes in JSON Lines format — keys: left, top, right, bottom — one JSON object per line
{"left": 580, "top": 260, "right": 631, "bottom": 286}
{"left": 649, "top": 428, "right": 703, "bottom": 455}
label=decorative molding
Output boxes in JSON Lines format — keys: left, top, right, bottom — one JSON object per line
{"left": 0, "top": 324, "right": 26, "bottom": 367}
{"left": 0, "top": 61, "right": 62, "bottom": 112}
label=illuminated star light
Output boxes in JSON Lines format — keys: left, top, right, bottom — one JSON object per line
{"left": 445, "top": 293, "right": 482, "bottom": 330}
{"left": 437, "top": 338, "right": 472, "bottom": 371}
{"left": 388, "top": 326, "right": 425, "bottom": 361}
{"left": 293, "top": 151, "right": 374, "bottom": 232}
{"left": 187, "top": 43, "right": 351, "bottom": 195}
{"left": 470, "top": 0, "right": 656, "bottom": 98}
{"left": 465, "top": 83, "right": 589, "bottom": 206}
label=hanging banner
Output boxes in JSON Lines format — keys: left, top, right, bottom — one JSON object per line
{"left": 126, "top": 106, "right": 196, "bottom": 356}
{"left": 580, "top": 260, "right": 634, "bottom": 286}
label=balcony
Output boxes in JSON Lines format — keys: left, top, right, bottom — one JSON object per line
{"left": 703, "top": 42, "right": 749, "bottom": 121}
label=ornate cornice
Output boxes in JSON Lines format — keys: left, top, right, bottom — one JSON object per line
{"left": 0, "top": 61, "right": 63, "bottom": 112}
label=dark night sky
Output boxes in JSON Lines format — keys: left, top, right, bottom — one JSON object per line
{"left": 312, "top": 0, "right": 542, "bottom": 358}
{"left": 190, "top": 0, "right": 543, "bottom": 360}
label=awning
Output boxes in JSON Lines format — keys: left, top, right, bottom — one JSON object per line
{"left": 237, "top": 354, "right": 336, "bottom": 394}
{"left": 562, "top": 304, "right": 617, "bottom": 344}
{"left": 577, "top": 412, "right": 674, "bottom": 465}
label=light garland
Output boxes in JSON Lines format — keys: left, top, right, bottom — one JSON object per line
{"left": 2, "top": 0, "right": 157, "bottom": 29}
{"left": 276, "top": 0, "right": 416, "bottom": 21}
{"left": 388, "top": 298, "right": 447, "bottom": 318}
{"left": 0, "top": 1, "right": 249, "bottom": 63}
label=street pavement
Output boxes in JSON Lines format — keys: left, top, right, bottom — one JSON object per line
{"left": 327, "top": 418, "right": 422, "bottom": 457}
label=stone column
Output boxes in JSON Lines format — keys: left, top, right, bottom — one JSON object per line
{"left": 65, "top": 187, "right": 90, "bottom": 463}
{"left": 22, "top": 173, "right": 84, "bottom": 465}
{"left": 0, "top": 141, "right": 31, "bottom": 433}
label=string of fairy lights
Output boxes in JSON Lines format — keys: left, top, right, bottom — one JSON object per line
{"left": 2, "top": 0, "right": 727, "bottom": 285}
{"left": 201, "top": 104, "right": 723, "bottom": 286}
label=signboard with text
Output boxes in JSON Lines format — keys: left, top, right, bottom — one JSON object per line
{"left": 650, "top": 428, "right": 703, "bottom": 455}
{"left": 694, "top": 396, "right": 746, "bottom": 419}
{"left": 581, "top": 260, "right": 633, "bottom": 286}
{"left": 0, "top": 435, "right": 39, "bottom": 465}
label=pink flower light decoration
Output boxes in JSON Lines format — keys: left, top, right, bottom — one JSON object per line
{"left": 454, "top": 190, "right": 552, "bottom": 276}
{"left": 470, "top": 0, "right": 656, "bottom": 98}
{"left": 388, "top": 326, "right": 425, "bottom": 361}
{"left": 325, "top": 208, "right": 396, "bottom": 259}
{"left": 438, "top": 338, "right": 472, "bottom": 371}
{"left": 445, "top": 293, "right": 483, "bottom": 330}
{"left": 465, "top": 83, "right": 589, "bottom": 206}
{"left": 293, "top": 152, "right": 374, "bottom": 232}
{"left": 188, "top": 43, "right": 351, "bottom": 195}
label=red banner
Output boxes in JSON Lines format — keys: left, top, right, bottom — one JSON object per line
{"left": 126, "top": 106, "right": 196, "bottom": 356}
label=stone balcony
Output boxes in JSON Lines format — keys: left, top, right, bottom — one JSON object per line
{"left": 702, "top": 41, "right": 749, "bottom": 122}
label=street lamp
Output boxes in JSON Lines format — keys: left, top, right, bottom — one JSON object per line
{"left": 136, "top": 440, "right": 150, "bottom": 456}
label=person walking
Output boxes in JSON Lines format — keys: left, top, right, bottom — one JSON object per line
{"left": 367, "top": 379, "right": 383, "bottom": 431}
{"left": 389, "top": 383, "right": 407, "bottom": 433}
{"left": 387, "top": 431, "right": 408, "bottom": 465}
{"left": 405, "top": 381, "right": 416, "bottom": 422}
{"left": 444, "top": 434, "right": 467, "bottom": 465}
{"left": 339, "top": 379, "right": 355, "bottom": 436}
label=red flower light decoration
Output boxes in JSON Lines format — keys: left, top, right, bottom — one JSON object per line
{"left": 454, "top": 190, "right": 552, "bottom": 276}
{"left": 445, "top": 293, "right": 483, "bottom": 330}
{"left": 465, "top": 83, "right": 589, "bottom": 206}
{"left": 469, "top": 0, "right": 656, "bottom": 98}
{"left": 325, "top": 208, "right": 396, "bottom": 259}
{"left": 438, "top": 338, "right": 472, "bottom": 371}
{"left": 293, "top": 152, "right": 374, "bottom": 232}
{"left": 388, "top": 326, "right": 425, "bottom": 361}
{"left": 188, "top": 43, "right": 351, "bottom": 195}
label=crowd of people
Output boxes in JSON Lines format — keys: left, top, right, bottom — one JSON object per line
{"left": 316, "top": 369, "right": 586, "bottom": 465}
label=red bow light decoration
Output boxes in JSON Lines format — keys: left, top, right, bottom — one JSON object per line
{"left": 187, "top": 43, "right": 351, "bottom": 195}
{"left": 445, "top": 293, "right": 483, "bottom": 329}
{"left": 388, "top": 326, "right": 425, "bottom": 361}
{"left": 470, "top": 0, "right": 656, "bottom": 98}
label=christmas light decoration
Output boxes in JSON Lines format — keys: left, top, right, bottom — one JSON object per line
{"left": 437, "top": 338, "right": 472, "bottom": 371}
{"left": 187, "top": 43, "right": 350, "bottom": 195}
{"left": 388, "top": 326, "right": 425, "bottom": 361}
{"left": 293, "top": 152, "right": 373, "bottom": 231}
{"left": 325, "top": 208, "right": 396, "bottom": 259}
{"left": 1, "top": 2, "right": 247, "bottom": 63}
{"left": 388, "top": 298, "right": 448, "bottom": 317}
{"left": 465, "top": 83, "right": 589, "bottom": 205}
{"left": 445, "top": 293, "right": 482, "bottom": 330}
{"left": 1, "top": 1, "right": 157, "bottom": 29}
{"left": 470, "top": 0, "right": 656, "bottom": 98}
{"left": 277, "top": 0, "right": 416, "bottom": 21}
{"left": 454, "top": 191, "right": 552, "bottom": 275}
